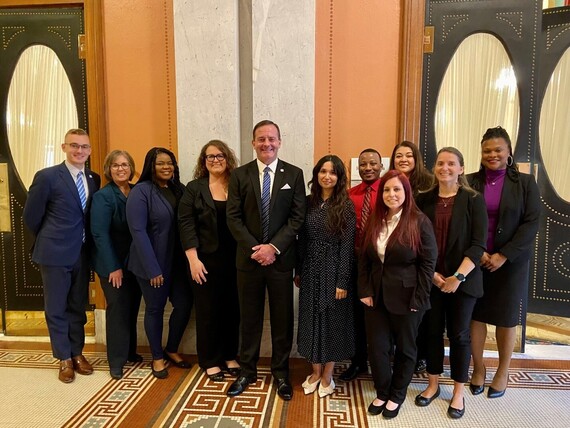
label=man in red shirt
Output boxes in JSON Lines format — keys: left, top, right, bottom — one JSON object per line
{"left": 340, "top": 148, "right": 383, "bottom": 381}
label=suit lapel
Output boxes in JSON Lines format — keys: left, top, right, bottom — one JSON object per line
{"left": 85, "top": 168, "right": 98, "bottom": 201}
{"left": 198, "top": 178, "right": 215, "bottom": 210}
{"left": 447, "top": 187, "right": 468, "bottom": 251}
{"left": 59, "top": 162, "right": 83, "bottom": 211}
{"left": 270, "top": 160, "right": 286, "bottom": 211}
{"left": 247, "top": 161, "right": 263, "bottom": 214}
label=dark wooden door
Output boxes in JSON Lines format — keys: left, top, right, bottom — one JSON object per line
{"left": 0, "top": 7, "right": 88, "bottom": 332}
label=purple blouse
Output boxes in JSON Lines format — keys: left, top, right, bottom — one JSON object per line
{"left": 484, "top": 168, "right": 506, "bottom": 252}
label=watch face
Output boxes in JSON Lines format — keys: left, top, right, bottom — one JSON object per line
{"left": 454, "top": 272, "right": 465, "bottom": 282}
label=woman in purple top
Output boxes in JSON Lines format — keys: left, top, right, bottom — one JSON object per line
{"left": 467, "top": 127, "right": 540, "bottom": 399}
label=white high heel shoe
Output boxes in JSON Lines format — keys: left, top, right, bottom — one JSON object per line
{"left": 318, "top": 378, "right": 335, "bottom": 398}
{"left": 302, "top": 375, "right": 321, "bottom": 394}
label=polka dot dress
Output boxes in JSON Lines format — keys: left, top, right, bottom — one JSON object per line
{"left": 297, "top": 198, "right": 356, "bottom": 364}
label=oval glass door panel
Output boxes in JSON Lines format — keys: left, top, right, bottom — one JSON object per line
{"left": 539, "top": 47, "right": 570, "bottom": 202}
{"left": 6, "top": 45, "right": 78, "bottom": 190}
{"left": 435, "top": 33, "right": 520, "bottom": 174}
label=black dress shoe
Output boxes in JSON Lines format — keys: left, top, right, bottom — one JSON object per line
{"left": 487, "top": 386, "right": 506, "bottom": 398}
{"left": 339, "top": 364, "right": 367, "bottom": 381}
{"left": 227, "top": 375, "right": 256, "bottom": 397}
{"left": 110, "top": 368, "right": 123, "bottom": 380}
{"left": 127, "top": 353, "right": 143, "bottom": 363}
{"left": 447, "top": 398, "right": 465, "bottom": 419}
{"left": 469, "top": 383, "right": 484, "bottom": 395}
{"left": 276, "top": 378, "right": 293, "bottom": 401}
{"left": 382, "top": 403, "right": 401, "bottom": 419}
{"left": 163, "top": 351, "right": 192, "bottom": 369}
{"left": 414, "top": 359, "right": 427, "bottom": 374}
{"left": 415, "top": 386, "right": 440, "bottom": 407}
{"left": 367, "top": 401, "right": 386, "bottom": 415}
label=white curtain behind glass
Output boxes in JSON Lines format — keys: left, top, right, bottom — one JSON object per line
{"left": 6, "top": 45, "right": 78, "bottom": 189}
{"left": 434, "top": 33, "right": 520, "bottom": 173}
{"left": 539, "top": 47, "right": 570, "bottom": 202}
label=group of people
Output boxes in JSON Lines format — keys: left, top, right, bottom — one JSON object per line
{"left": 23, "top": 123, "right": 540, "bottom": 419}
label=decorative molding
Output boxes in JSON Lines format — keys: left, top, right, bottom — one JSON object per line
{"left": 441, "top": 14, "right": 469, "bottom": 43}
{"left": 497, "top": 11, "right": 524, "bottom": 38}
{"left": 1, "top": 26, "right": 25, "bottom": 50}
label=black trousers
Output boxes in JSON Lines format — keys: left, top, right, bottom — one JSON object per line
{"left": 424, "top": 287, "right": 476, "bottom": 383}
{"left": 237, "top": 266, "right": 294, "bottom": 379}
{"left": 100, "top": 271, "right": 141, "bottom": 370}
{"left": 350, "top": 263, "right": 368, "bottom": 367}
{"left": 192, "top": 265, "right": 239, "bottom": 370}
{"left": 40, "top": 247, "right": 89, "bottom": 360}
{"left": 137, "top": 266, "right": 193, "bottom": 360}
{"left": 365, "top": 300, "right": 423, "bottom": 404}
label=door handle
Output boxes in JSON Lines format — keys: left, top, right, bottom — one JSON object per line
{"left": 0, "top": 163, "right": 11, "bottom": 232}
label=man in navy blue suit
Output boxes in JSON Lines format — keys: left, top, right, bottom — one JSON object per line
{"left": 23, "top": 128, "right": 101, "bottom": 383}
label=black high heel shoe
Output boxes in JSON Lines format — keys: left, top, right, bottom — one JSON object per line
{"left": 163, "top": 351, "right": 192, "bottom": 369}
{"left": 469, "top": 366, "right": 486, "bottom": 395}
{"left": 487, "top": 386, "right": 506, "bottom": 398}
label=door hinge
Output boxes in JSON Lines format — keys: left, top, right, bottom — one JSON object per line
{"left": 424, "top": 26, "right": 434, "bottom": 54}
{"left": 78, "top": 34, "right": 87, "bottom": 59}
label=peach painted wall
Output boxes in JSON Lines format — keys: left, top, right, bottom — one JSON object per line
{"left": 314, "top": 0, "right": 401, "bottom": 170}
{"left": 102, "top": 0, "right": 177, "bottom": 175}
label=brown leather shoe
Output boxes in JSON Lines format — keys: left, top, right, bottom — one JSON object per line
{"left": 59, "top": 359, "right": 75, "bottom": 383}
{"left": 72, "top": 354, "right": 94, "bottom": 375}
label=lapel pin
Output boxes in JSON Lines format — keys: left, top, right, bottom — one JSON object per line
{"left": 280, "top": 168, "right": 284, "bottom": 173}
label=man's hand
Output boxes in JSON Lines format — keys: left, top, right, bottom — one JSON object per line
{"left": 251, "top": 244, "right": 276, "bottom": 266}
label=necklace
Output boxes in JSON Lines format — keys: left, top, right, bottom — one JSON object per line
{"left": 438, "top": 195, "right": 455, "bottom": 207}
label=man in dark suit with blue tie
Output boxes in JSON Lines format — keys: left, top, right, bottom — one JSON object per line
{"left": 226, "top": 120, "right": 306, "bottom": 400}
{"left": 23, "top": 128, "right": 101, "bottom": 383}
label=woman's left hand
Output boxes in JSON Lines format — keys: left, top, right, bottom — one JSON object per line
{"left": 335, "top": 288, "right": 347, "bottom": 300}
{"left": 482, "top": 252, "right": 507, "bottom": 272}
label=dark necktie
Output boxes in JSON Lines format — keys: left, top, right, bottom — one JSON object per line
{"left": 361, "top": 185, "right": 372, "bottom": 228}
{"left": 261, "top": 166, "right": 271, "bottom": 242}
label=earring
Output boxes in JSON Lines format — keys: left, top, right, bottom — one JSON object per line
{"left": 507, "top": 155, "right": 514, "bottom": 167}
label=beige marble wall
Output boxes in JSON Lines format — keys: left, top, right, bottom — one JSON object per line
{"left": 165, "top": 0, "right": 315, "bottom": 357}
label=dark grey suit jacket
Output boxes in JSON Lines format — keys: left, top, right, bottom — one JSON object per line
{"left": 226, "top": 159, "right": 306, "bottom": 271}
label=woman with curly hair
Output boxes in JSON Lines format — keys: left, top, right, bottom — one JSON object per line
{"left": 178, "top": 140, "right": 241, "bottom": 381}
{"left": 294, "top": 155, "right": 356, "bottom": 398}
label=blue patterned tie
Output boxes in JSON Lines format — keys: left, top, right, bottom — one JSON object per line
{"left": 76, "top": 171, "right": 86, "bottom": 242}
{"left": 261, "top": 166, "right": 271, "bottom": 242}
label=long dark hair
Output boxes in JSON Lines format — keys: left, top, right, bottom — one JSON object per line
{"left": 389, "top": 140, "right": 433, "bottom": 194}
{"left": 478, "top": 126, "right": 520, "bottom": 182}
{"left": 362, "top": 170, "right": 422, "bottom": 254}
{"left": 193, "top": 140, "right": 238, "bottom": 180}
{"left": 138, "top": 147, "right": 183, "bottom": 199}
{"left": 308, "top": 155, "right": 350, "bottom": 235}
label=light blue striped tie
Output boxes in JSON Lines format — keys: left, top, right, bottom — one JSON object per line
{"left": 76, "top": 171, "right": 86, "bottom": 242}
{"left": 261, "top": 166, "right": 271, "bottom": 242}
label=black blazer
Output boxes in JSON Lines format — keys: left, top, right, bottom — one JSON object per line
{"left": 179, "top": 177, "right": 221, "bottom": 254}
{"left": 226, "top": 159, "right": 306, "bottom": 271}
{"left": 358, "top": 214, "right": 437, "bottom": 314}
{"left": 416, "top": 186, "right": 488, "bottom": 298}
{"left": 90, "top": 182, "right": 133, "bottom": 277}
{"left": 467, "top": 170, "right": 540, "bottom": 263}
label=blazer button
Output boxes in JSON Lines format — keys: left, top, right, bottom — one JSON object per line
{"left": 497, "top": 228, "right": 503, "bottom": 234}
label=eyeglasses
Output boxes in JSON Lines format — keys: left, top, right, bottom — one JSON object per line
{"left": 67, "top": 143, "right": 91, "bottom": 150}
{"left": 111, "top": 163, "right": 130, "bottom": 170}
{"left": 205, "top": 154, "right": 226, "bottom": 162}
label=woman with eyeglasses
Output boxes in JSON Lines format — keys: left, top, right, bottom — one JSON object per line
{"left": 127, "top": 147, "right": 193, "bottom": 379}
{"left": 178, "top": 140, "right": 241, "bottom": 381}
{"left": 467, "top": 127, "right": 540, "bottom": 399}
{"left": 91, "top": 150, "right": 142, "bottom": 379}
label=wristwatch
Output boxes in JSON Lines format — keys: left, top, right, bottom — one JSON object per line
{"left": 453, "top": 272, "right": 466, "bottom": 282}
